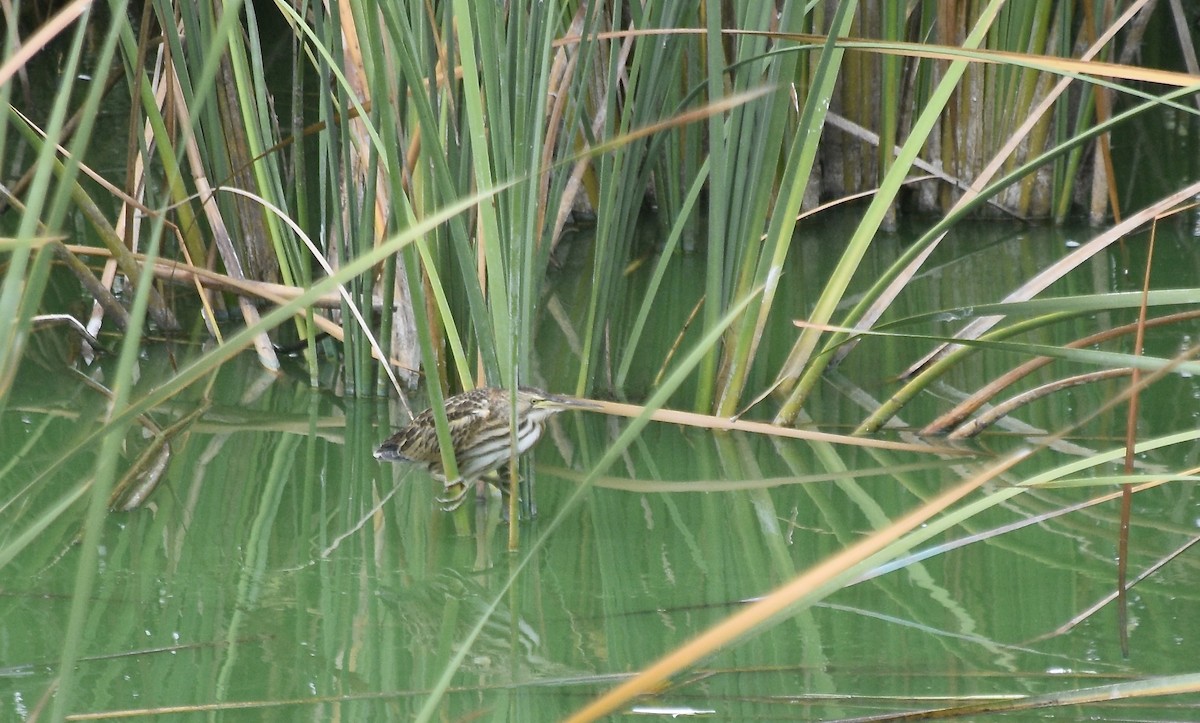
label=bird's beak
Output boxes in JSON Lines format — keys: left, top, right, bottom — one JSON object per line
{"left": 541, "top": 394, "right": 601, "bottom": 410}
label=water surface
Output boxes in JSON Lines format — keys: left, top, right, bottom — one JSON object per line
{"left": 3, "top": 215, "right": 1200, "bottom": 720}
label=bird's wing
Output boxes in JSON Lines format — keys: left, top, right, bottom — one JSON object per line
{"left": 447, "top": 403, "right": 494, "bottom": 452}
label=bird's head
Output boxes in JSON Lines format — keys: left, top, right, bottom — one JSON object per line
{"left": 515, "top": 386, "right": 598, "bottom": 422}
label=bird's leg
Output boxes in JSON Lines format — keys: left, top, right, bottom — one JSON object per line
{"left": 484, "top": 466, "right": 537, "bottom": 521}
{"left": 510, "top": 463, "right": 539, "bottom": 520}
{"left": 436, "top": 480, "right": 469, "bottom": 511}
{"left": 479, "top": 470, "right": 513, "bottom": 501}
{"left": 474, "top": 478, "right": 495, "bottom": 504}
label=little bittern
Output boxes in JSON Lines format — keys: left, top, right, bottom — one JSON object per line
{"left": 374, "top": 386, "right": 590, "bottom": 510}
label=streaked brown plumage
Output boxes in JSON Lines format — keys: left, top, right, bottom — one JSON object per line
{"left": 374, "top": 386, "right": 591, "bottom": 510}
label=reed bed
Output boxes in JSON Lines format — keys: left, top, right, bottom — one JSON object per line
{"left": 3, "top": 1, "right": 1200, "bottom": 719}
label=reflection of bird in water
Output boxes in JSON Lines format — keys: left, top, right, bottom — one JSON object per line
{"left": 389, "top": 570, "right": 579, "bottom": 681}
{"left": 374, "top": 387, "right": 594, "bottom": 509}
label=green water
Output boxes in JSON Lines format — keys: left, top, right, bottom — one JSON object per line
{"left": 4, "top": 215, "right": 1200, "bottom": 720}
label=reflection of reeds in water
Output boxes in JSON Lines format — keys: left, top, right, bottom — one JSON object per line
{"left": 7, "top": 5, "right": 1200, "bottom": 720}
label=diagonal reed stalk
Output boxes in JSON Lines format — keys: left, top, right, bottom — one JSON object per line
{"left": 11, "top": 2, "right": 1193, "bottom": 426}
{"left": 6, "top": 4, "right": 1200, "bottom": 718}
